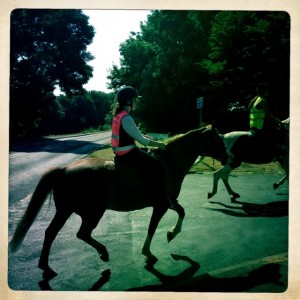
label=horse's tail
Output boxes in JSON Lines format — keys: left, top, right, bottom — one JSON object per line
{"left": 9, "top": 167, "right": 65, "bottom": 253}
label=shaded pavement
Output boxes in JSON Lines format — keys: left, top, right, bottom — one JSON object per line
{"left": 8, "top": 173, "right": 288, "bottom": 293}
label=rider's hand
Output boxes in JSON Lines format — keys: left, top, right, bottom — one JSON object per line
{"left": 157, "top": 142, "right": 166, "bottom": 150}
{"left": 149, "top": 140, "right": 166, "bottom": 150}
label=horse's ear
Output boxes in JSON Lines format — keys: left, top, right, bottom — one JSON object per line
{"left": 212, "top": 120, "right": 216, "bottom": 130}
{"left": 211, "top": 121, "right": 220, "bottom": 134}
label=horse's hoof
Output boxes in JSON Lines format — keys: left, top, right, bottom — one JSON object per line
{"left": 42, "top": 268, "right": 58, "bottom": 280}
{"left": 145, "top": 254, "right": 158, "bottom": 266}
{"left": 230, "top": 196, "right": 238, "bottom": 203}
{"left": 273, "top": 183, "right": 279, "bottom": 190}
{"left": 38, "top": 279, "right": 53, "bottom": 290}
{"left": 38, "top": 262, "right": 58, "bottom": 280}
{"left": 101, "top": 269, "right": 111, "bottom": 279}
{"left": 230, "top": 193, "right": 240, "bottom": 202}
{"left": 208, "top": 192, "right": 212, "bottom": 199}
{"left": 99, "top": 251, "right": 109, "bottom": 262}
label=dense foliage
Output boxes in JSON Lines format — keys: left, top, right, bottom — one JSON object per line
{"left": 10, "top": 9, "right": 97, "bottom": 139}
{"left": 10, "top": 10, "right": 290, "bottom": 140}
{"left": 108, "top": 11, "right": 290, "bottom": 133}
{"left": 40, "top": 91, "right": 114, "bottom": 135}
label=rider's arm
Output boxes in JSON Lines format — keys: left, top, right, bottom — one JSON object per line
{"left": 122, "top": 115, "right": 165, "bottom": 149}
{"left": 259, "top": 99, "right": 281, "bottom": 123}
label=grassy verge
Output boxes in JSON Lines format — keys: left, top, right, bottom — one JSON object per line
{"left": 191, "top": 156, "right": 284, "bottom": 175}
{"left": 88, "top": 145, "right": 284, "bottom": 175}
{"left": 88, "top": 144, "right": 115, "bottom": 160}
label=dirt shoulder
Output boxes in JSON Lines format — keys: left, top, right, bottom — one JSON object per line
{"left": 88, "top": 146, "right": 285, "bottom": 175}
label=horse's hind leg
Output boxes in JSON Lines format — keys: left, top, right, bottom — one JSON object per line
{"left": 76, "top": 211, "right": 109, "bottom": 262}
{"left": 273, "top": 175, "right": 287, "bottom": 190}
{"left": 167, "top": 203, "right": 185, "bottom": 243}
{"left": 38, "top": 210, "right": 72, "bottom": 279}
{"left": 274, "top": 150, "right": 289, "bottom": 190}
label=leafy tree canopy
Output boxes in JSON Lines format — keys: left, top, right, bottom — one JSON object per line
{"left": 10, "top": 9, "right": 95, "bottom": 138}
{"left": 108, "top": 10, "right": 290, "bottom": 133}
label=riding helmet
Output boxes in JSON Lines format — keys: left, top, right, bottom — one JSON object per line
{"left": 117, "top": 86, "right": 138, "bottom": 106}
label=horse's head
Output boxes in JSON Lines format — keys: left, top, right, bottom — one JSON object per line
{"left": 164, "top": 124, "right": 229, "bottom": 165}
{"left": 197, "top": 124, "right": 229, "bottom": 165}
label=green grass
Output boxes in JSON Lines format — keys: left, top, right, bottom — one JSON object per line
{"left": 190, "top": 156, "right": 284, "bottom": 175}
{"left": 88, "top": 145, "right": 284, "bottom": 175}
{"left": 88, "top": 144, "right": 115, "bottom": 160}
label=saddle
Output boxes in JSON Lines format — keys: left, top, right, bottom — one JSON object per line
{"left": 113, "top": 156, "right": 153, "bottom": 193}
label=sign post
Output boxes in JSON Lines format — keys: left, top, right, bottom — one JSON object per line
{"left": 197, "top": 97, "right": 204, "bottom": 126}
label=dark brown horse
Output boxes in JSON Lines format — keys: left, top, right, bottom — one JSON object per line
{"left": 9, "top": 124, "right": 228, "bottom": 279}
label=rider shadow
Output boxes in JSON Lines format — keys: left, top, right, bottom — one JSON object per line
{"left": 38, "top": 268, "right": 111, "bottom": 291}
{"left": 207, "top": 200, "right": 288, "bottom": 217}
{"left": 128, "top": 257, "right": 285, "bottom": 292}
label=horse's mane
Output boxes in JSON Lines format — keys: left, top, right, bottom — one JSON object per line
{"left": 165, "top": 124, "right": 212, "bottom": 150}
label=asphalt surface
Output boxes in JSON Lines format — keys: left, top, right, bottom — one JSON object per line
{"left": 9, "top": 132, "right": 110, "bottom": 205}
{"left": 8, "top": 171, "right": 289, "bottom": 293}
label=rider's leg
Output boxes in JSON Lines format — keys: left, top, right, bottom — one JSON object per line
{"left": 120, "top": 148, "right": 175, "bottom": 207}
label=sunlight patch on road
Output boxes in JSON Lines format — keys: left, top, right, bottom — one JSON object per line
{"left": 209, "top": 252, "right": 288, "bottom": 277}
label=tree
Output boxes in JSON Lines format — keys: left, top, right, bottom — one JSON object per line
{"left": 38, "top": 91, "right": 114, "bottom": 135}
{"left": 108, "top": 10, "right": 290, "bottom": 133}
{"left": 108, "top": 11, "right": 216, "bottom": 133}
{"left": 10, "top": 9, "right": 95, "bottom": 139}
{"left": 202, "top": 11, "right": 290, "bottom": 115}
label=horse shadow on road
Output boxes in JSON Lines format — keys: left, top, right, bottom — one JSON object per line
{"left": 38, "top": 268, "right": 111, "bottom": 291}
{"left": 128, "top": 254, "right": 285, "bottom": 292}
{"left": 37, "top": 254, "right": 286, "bottom": 292}
{"left": 206, "top": 200, "right": 288, "bottom": 217}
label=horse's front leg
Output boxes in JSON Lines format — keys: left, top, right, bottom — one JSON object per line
{"left": 208, "top": 167, "right": 224, "bottom": 199}
{"left": 142, "top": 206, "right": 168, "bottom": 265}
{"left": 167, "top": 203, "right": 185, "bottom": 243}
{"left": 220, "top": 165, "right": 240, "bottom": 201}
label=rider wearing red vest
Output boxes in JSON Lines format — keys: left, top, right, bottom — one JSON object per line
{"left": 111, "top": 86, "right": 175, "bottom": 208}
{"left": 111, "top": 110, "right": 136, "bottom": 155}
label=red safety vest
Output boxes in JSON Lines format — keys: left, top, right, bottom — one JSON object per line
{"left": 111, "top": 110, "right": 136, "bottom": 155}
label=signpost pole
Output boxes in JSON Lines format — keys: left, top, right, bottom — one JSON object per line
{"left": 197, "top": 97, "right": 204, "bottom": 127}
{"left": 199, "top": 108, "right": 203, "bottom": 126}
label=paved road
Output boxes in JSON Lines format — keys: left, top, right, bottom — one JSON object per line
{"left": 9, "top": 132, "right": 111, "bottom": 206}
{"left": 8, "top": 164, "right": 289, "bottom": 293}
